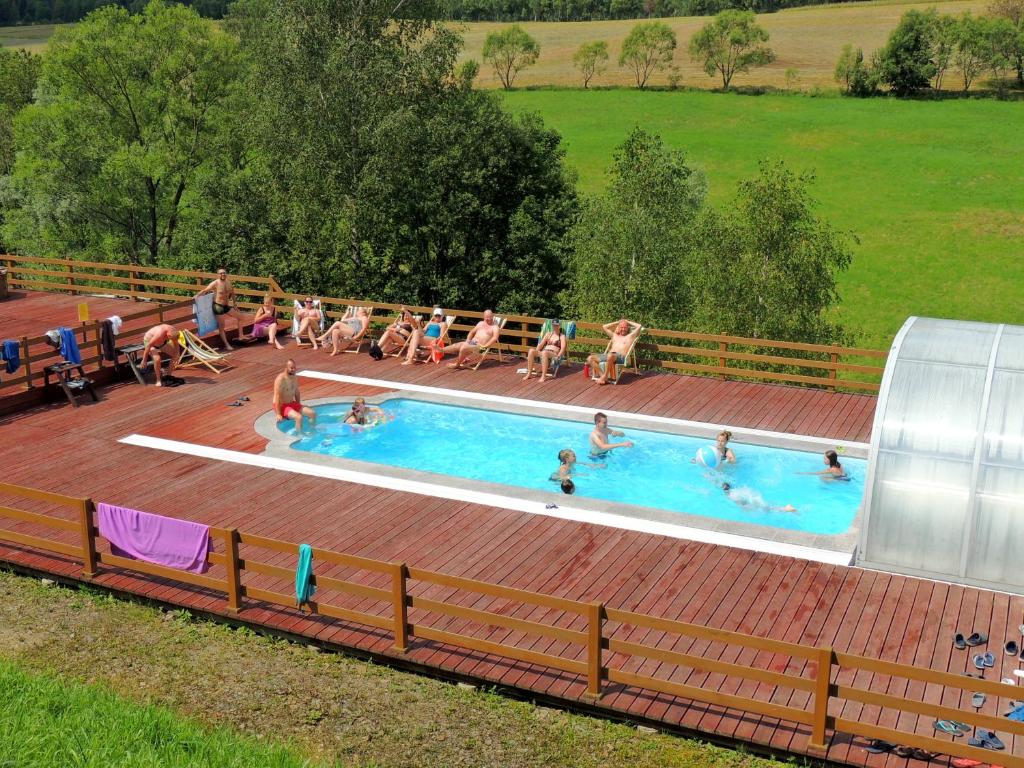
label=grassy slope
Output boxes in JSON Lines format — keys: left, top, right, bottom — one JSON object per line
{"left": 0, "top": 659, "right": 317, "bottom": 768}
{"left": 502, "top": 90, "right": 1024, "bottom": 348}
{"left": 457, "top": 0, "right": 987, "bottom": 90}
{"left": 0, "top": 570, "right": 786, "bottom": 768}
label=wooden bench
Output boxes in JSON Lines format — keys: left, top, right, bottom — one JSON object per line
{"left": 44, "top": 362, "right": 98, "bottom": 407}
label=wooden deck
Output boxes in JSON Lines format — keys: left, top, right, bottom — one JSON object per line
{"left": 3, "top": 290, "right": 1021, "bottom": 768}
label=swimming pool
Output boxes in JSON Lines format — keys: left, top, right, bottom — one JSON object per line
{"left": 279, "top": 399, "right": 864, "bottom": 536}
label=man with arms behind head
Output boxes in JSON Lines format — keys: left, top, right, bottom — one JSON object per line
{"left": 447, "top": 309, "right": 501, "bottom": 370}
{"left": 139, "top": 323, "right": 180, "bottom": 387}
{"left": 586, "top": 318, "right": 642, "bottom": 385}
{"left": 274, "top": 359, "right": 316, "bottom": 433}
{"left": 196, "top": 269, "right": 249, "bottom": 351}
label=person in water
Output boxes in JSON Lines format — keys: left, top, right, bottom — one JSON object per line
{"left": 722, "top": 482, "right": 796, "bottom": 513}
{"left": 589, "top": 412, "right": 633, "bottom": 457}
{"left": 344, "top": 397, "right": 386, "bottom": 426}
{"left": 691, "top": 430, "right": 737, "bottom": 466}
{"left": 560, "top": 479, "right": 576, "bottom": 495}
{"left": 551, "top": 449, "right": 604, "bottom": 481}
{"left": 798, "top": 450, "right": 850, "bottom": 481}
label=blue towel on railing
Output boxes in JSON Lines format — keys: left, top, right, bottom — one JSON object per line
{"left": 295, "top": 543, "right": 316, "bottom": 606}
{"left": 58, "top": 327, "right": 81, "bottom": 365}
{"left": 1, "top": 340, "right": 18, "bottom": 373}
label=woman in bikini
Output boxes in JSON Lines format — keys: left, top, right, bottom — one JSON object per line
{"left": 403, "top": 308, "right": 447, "bottom": 365}
{"left": 251, "top": 294, "right": 284, "bottom": 349}
{"left": 377, "top": 307, "right": 419, "bottom": 356}
{"left": 523, "top": 319, "right": 567, "bottom": 382}
{"left": 798, "top": 450, "right": 850, "bottom": 481}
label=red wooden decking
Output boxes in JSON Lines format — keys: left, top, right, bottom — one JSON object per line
{"left": 3, "top": 290, "right": 1020, "bottom": 768}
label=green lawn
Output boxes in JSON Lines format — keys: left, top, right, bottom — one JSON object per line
{"left": 0, "top": 658, "right": 319, "bottom": 768}
{"left": 502, "top": 89, "right": 1024, "bottom": 348}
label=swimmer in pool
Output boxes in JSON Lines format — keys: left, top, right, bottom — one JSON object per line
{"left": 797, "top": 450, "right": 850, "bottom": 481}
{"left": 343, "top": 397, "right": 386, "bottom": 426}
{"left": 560, "top": 479, "right": 575, "bottom": 495}
{"left": 589, "top": 412, "right": 633, "bottom": 458}
{"left": 551, "top": 449, "right": 605, "bottom": 481}
{"left": 721, "top": 482, "right": 796, "bottom": 513}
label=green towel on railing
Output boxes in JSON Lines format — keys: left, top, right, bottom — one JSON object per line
{"left": 537, "top": 319, "right": 552, "bottom": 344}
{"left": 295, "top": 543, "right": 316, "bottom": 606}
{"left": 565, "top": 321, "right": 576, "bottom": 340}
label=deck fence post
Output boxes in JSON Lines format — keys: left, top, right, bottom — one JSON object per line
{"left": 65, "top": 262, "right": 73, "bottom": 293}
{"left": 391, "top": 562, "right": 409, "bottom": 652}
{"left": 808, "top": 646, "right": 833, "bottom": 751}
{"left": 828, "top": 353, "right": 838, "bottom": 389}
{"left": 224, "top": 529, "right": 242, "bottom": 613}
{"left": 80, "top": 499, "right": 98, "bottom": 578}
{"left": 21, "top": 336, "right": 32, "bottom": 388}
{"left": 718, "top": 340, "right": 728, "bottom": 379}
{"left": 586, "top": 601, "right": 604, "bottom": 697}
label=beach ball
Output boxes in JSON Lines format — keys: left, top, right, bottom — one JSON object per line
{"left": 695, "top": 446, "right": 719, "bottom": 469}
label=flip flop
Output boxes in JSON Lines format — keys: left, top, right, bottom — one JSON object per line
{"left": 1001, "top": 678, "right": 1016, "bottom": 685}
{"left": 1019, "top": 623, "right": 1024, "bottom": 635}
{"left": 893, "top": 745, "right": 915, "bottom": 758}
{"left": 951, "top": 759, "right": 985, "bottom": 768}
{"left": 974, "top": 654, "right": 988, "bottom": 669}
{"left": 933, "top": 719, "right": 960, "bottom": 735}
{"left": 967, "top": 632, "right": 989, "bottom": 647}
{"left": 972, "top": 692, "right": 986, "bottom": 707}
{"left": 950, "top": 720, "right": 972, "bottom": 733}
{"left": 226, "top": 400, "right": 244, "bottom": 407}
{"left": 864, "top": 738, "right": 895, "bottom": 753}
{"left": 981, "top": 730, "right": 1006, "bottom": 750}
{"left": 955, "top": 633, "right": 968, "bottom": 650}
{"left": 237, "top": 395, "right": 250, "bottom": 402}
{"left": 984, "top": 651, "right": 996, "bottom": 667}
{"left": 1015, "top": 669, "right": 1024, "bottom": 678}
{"left": 910, "top": 749, "right": 938, "bottom": 761}
{"left": 1008, "top": 641, "right": 1020, "bottom": 655}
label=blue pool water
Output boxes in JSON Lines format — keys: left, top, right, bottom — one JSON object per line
{"left": 283, "top": 399, "right": 864, "bottom": 535}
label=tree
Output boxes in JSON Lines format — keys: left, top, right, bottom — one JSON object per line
{"left": 2, "top": 2, "right": 239, "bottom": 265}
{"left": 688, "top": 10, "right": 774, "bottom": 91}
{"left": 573, "top": 40, "right": 609, "bottom": 88}
{"left": 985, "top": 17, "right": 1019, "bottom": 85}
{"left": 566, "top": 128, "right": 707, "bottom": 328}
{"left": 619, "top": 21, "right": 677, "bottom": 89}
{"left": 988, "top": 0, "right": 1024, "bottom": 84}
{"left": 953, "top": 13, "right": 991, "bottom": 92}
{"left": 691, "top": 161, "right": 852, "bottom": 344}
{"left": 875, "top": 9, "right": 937, "bottom": 95}
{"left": 931, "top": 12, "right": 959, "bottom": 90}
{"left": 180, "top": 0, "right": 577, "bottom": 315}
{"left": 834, "top": 45, "right": 876, "bottom": 97}
{"left": 482, "top": 25, "right": 540, "bottom": 89}
{"left": 0, "top": 48, "right": 41, "bottom": 175}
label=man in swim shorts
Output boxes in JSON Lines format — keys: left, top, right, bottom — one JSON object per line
{"left": 589, "top": 412, "right": 633, "bottom": 457}
{"left": 273, "top": 359, "right": 316, "bottom": 432}
{"left": 586, "top": 318, "right": 642, "bottom": 385}
{"left": 196, "top": 269, "right": 249, "bottom": 351}
{"left": 139, "top": 323, "right": 180, "bottom": 387}
{"left": 447, "top": 309, "right": 501, "bottom": 369}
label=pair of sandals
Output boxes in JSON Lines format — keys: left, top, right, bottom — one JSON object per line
{"left": 967, "top": 728, "right": 1006, "bottom": 750}
{"left": 933, "top": 719, "right": 973, "bottom": 736}
{"left": 954, "top": 632, "right": 989, "bottom": 649}
{"left": 973, "top": 651, "right": 997, "bottom": 669}
{"left": 226, "top": 395, "right": 251, "bottom": 407}
{"left": 864, "top": 740, "right": 938, "bottom": 760}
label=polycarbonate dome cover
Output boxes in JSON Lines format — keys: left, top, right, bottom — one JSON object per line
{"left": 859, "top": 317, "right": 1024, "bottom": 592}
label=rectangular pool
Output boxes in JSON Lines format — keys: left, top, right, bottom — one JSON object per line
{"left": 282, "top": 399, "right": 863, "bottom": 536}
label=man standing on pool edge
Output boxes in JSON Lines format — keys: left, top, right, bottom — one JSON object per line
{"left": 274, "top": 359, "right": 316, "bottom": 433}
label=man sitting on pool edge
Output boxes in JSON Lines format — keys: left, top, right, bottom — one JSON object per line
{"left": 274, "top": 359, "right": 316, "bottom": 433}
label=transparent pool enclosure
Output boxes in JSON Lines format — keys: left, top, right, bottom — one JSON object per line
{"left": 858, "top": 317, "right": 1024, "bottom": 593}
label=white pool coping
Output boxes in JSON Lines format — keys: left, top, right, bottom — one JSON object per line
{"left": 297, "top": 371, "right": 871, "bottom": 455}
{"left": 119, "top": 433, "right": 855, "bottom": 567}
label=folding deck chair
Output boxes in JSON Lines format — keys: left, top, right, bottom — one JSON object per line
{"left": 340, "top": 305, "right": 374, "bottom": 354}
{"left": 591, "top": 327, "right": 643, "bottom": 384}
{"left": 398, "top": 314, "right": 457, "bottom": 362}
{"left": 541, "top": 320, "right": 576, "bottom": 380}
{"left": 471, "top": 316, "right": 508, "bottom": 371}
{"left": 292, "top": 299, "right": 326, "bottom": 345}
{"left": 176, "top": 329, "right": 232, "bottom": 374}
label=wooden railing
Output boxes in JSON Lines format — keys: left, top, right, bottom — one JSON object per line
{"left": 1, "top": 482, "right": 1020, "bottom": 765}
{"left": 1, "top": 255, "right": 886, "bottom": 393}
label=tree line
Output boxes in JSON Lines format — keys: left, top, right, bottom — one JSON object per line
{"left": 835, "top": 0, "right": 1024, "bottom": 96}
{"left": 442, "top": 0, "right": 863, "bottom": 22}
{"left": 0, "top": 0, "right": 225, "bottom": 24}
{"left": 484, "top": 11, "right": 774, "bottom": 89}
{"left": 0, "top": 0, "right": 852, "bottom": 346}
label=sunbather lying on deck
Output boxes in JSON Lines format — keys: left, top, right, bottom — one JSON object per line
{"left": 586, "top": 318, "right": 642, "bottom": 385}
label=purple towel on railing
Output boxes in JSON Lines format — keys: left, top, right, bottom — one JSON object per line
{"left": 97, "top": 503, "right": 211, "bottom": 574}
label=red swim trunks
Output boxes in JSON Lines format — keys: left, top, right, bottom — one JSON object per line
{"left": 282, "top": 401, "right": 303, "bottom": 418}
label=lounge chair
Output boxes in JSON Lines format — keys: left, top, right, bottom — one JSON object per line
{"left": 471, "top": 316, "right": 508, "bottom": 371}
{"left": 340, "top": 305, "right": 374, "bottom": 354}
{"left": 591, "top": 327, "right": 642, "bottom": 385}
{"left": 176, "top": 329, "right": 232, "bottom": 374}
{"left": 543, "top": 320, "right": 576, "bottom": 380}
{"left": 292, "top": 299, "right": 325, "bottom": 344}
{"left": 401, "top": 314, "right": 457, "bottom": 363}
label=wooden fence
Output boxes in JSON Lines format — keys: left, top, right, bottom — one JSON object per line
{"left": 1, "top": 255, "right": 887, "bottom": 393}
{"left": 1, "top": 480, "right": 1020, "bottom": 766}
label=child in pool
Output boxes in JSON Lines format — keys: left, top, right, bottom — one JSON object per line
{"left": 551, "top": 449, "right": 605, "bottom": 481}
{"left": 797, "top": 450, "right": 850, "bottom": 481}
{"left": 344, "top": 397, "right": 386, "bottom": 426}
{"left": 722, "top": 482, "right": 796, "bottom": 513}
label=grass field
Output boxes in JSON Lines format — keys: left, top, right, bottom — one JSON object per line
{"left": 0, "top": 23, "right": 58, "bottom": 52}
{"left": 0, "top": 659, "right": 317, "bottom": 768}
{"left": 0, "top": 570, "right": 786, "bottom": 768}
{"left": 502, "top": 90, "right": 1024, "bottom": 348}
{"left": 458, "top": 0, "right": 988, "bottom": 90}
